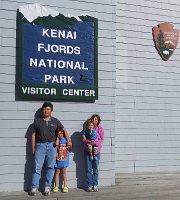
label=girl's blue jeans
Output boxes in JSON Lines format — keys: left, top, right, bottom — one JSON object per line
{"left": 31, "top": 142, "right": 56, "bottom": 189}
{"left": 84, "top": 150, "right": 100, "bottom": 187}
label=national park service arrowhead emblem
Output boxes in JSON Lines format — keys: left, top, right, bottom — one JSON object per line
{"left": 152, "top": 23, "right": 179, "bottom": 61}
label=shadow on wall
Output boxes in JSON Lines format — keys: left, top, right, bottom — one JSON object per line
{"left": 24, "top": 122, "right": 34, "bottom": 191}
{"left": 24, "top": 108, "right": 45, "bottom": 191}
{"left": 70, "top": 120, "right": 89, "bottom": 188}
{"left": 71, "top": 131, "right": 86, "bottom": 188}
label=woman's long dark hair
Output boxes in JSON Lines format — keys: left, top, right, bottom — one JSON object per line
{"left": 90, "top": 114, "right": 101, "bottom": 125}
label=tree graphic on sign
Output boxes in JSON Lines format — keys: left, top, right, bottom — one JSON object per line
{"left": 158, "top": 30, "right": 164, "bottom": 47}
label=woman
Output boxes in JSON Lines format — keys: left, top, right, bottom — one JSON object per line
{"left": 83, "top": 114, "right": 104, "bottom": 192}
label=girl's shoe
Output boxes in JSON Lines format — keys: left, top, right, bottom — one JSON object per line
{"left": 63, "top": 186, "right": 68, "bottom": 193}
{"left": 52, "top": 186, "right": 59, "bottom": 193}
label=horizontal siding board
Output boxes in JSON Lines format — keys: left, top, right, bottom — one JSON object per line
{"left": 115, "top": 96, "right": 180, "bottom": 106}
{"left": 116, "top": 121, "right": 180, "bottom": 129}
{"left": 116, "top": 102, "right": 180, "bottom": 112}
{"left": 0, "top": 65, "right": 15, "bottom": 74}
{"left": 0, "top": 165, "right": 24, "bottom": 175}
{"left": 115, "top": 128, "right": 180, "bottom": 135}
{"left": 115, "top": 146, "right": 180, "bottom": 154}
{"left": 0, "top": 129, "right": 27, "bottom": 138}
{"left": 117, "top": 0, "right": 180, "bottom": 13}
{"left": 0, "top": 93, "right": 15, "bottom": 101}
{"left": 0, "top": 84, "right": 14, "bottom": 92}
{"left": 0, "top": 138, "right": 26, "bottom": 146}
{"left": 116, "top": 153, "right": 180, "bottom": 161}
{"left": 0, "top": 55, "right": 15, "bottom": 65}
{"left": 0, "top": 174, "right": 24, "bottom": 183}
{"left": 0, "top": 74, "right": 15, "bottom": 83}
{"left": 116, "top": 74, "right": 180, "bottom": 85}
{"left": 116, "top": 88, "right": 180, "bottom": 98}
{"left": 102, "top": 153, "right": 115, "bottom": 162}
{"left": 116, "top": 141, "right": 180, "bottom": 148}
{"left": 134, "top": 165, "right": 180, "bottom": 172}
{"left": 0, "top": 147, "right": 26, "bottom": 156}
{"left": 116, "top": 134, "right": 180, "bottom": 142}
{"left": 0, "top": 156, "right": 26, "bottom": 165}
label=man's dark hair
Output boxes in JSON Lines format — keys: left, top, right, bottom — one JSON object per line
{"left": 42, "top": 102, "right": 53, "bottom": 111}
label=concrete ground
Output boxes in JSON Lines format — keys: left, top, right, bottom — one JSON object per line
{"left": 1, "top": 172, "right": 180, "bottom": 200}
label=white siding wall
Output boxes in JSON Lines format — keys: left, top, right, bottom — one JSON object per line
{"left": 116, "top": 0, "right": 180, "bottom": 173}
{"left": 0, "top": 0, "right": 116, "bottom": 191}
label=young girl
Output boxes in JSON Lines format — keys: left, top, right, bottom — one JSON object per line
{"left": 82, "top": 120, "right": 97, "bottom": 160}
{"left": 52, "top": 128, "right": 71, "bottom": 193}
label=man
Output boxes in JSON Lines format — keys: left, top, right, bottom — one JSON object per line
{"left": 29, "top": 102, "right": 71, "bottom": 196}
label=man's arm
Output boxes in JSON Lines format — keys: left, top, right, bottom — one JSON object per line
{"left": 31, "top": 132, "right": 36, "bottom": 155}
{"left": 63, "top": 128, "right": 72, "bottom": 148}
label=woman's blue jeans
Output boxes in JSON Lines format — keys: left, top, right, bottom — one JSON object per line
{"left": 31, "top": 142, "right": 56, "bottom": 189}
{"left": 84, "top": 150, "right": 100, "bottom": 187}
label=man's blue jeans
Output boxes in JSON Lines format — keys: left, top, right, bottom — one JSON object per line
{"left": 31, "top": 142, "right": 56, "bottom": 189}
{"left": 84, "top": 151, "right": 100, "bottom": 187}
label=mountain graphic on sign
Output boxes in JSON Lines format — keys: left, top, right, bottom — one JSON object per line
{"left": 164, "top": 40, "right": 175, "bottom": 46}
{"left": 18, "top": 3, "right": 96, "bottom": 28}
{"left": 164, "top": 40, "right": 175, "bottom": 49}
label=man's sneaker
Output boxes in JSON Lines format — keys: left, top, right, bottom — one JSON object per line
{"left": 93, "top": 185, "right": 98, "bottom": 192}
{"left": 44, "top": 186, "right": 51, "bottom": 196}
{"left": 29, "top": 188, "right": 38, "bottom": 196}
{"left": 52, "top": 186, "right": 59, "bottom": 193}
{"left": 86, "top": 186, "right": 93, "bottom": 192}
{"left": 62, "top": 186, "right": 68, "bottom": 193}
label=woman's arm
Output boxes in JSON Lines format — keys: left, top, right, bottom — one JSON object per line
{"left": 94, "top": 126, "right": 104, "bottom": 147}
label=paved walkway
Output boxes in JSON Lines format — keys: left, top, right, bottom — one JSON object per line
{"left": 1, "top": 172, "right": 180, "bottom": 200}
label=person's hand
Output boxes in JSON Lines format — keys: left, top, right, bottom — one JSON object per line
{"left": 67, "top": 141, "right": 72, "bottom": 149}
{"left": 90, "top": 141, "right": 95, "bottom": 145}
{"left": 82, "top": 135, "right": 86, "bottom": 142}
